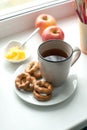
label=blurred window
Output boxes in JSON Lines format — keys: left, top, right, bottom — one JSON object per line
{"left": 0, "top": 0, "right": 71, "bottom": 20}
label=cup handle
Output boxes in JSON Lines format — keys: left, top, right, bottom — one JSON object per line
{"left": 71, "top": 47, "right": 81, "bottom": 66}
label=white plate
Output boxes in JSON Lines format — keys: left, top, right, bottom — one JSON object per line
{"left": 13, "top": 64, "right": 77, "bottom": 106}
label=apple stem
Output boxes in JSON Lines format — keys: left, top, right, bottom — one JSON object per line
{"left": 42, "top": 16, "right": 48, "bottom": 20}
{"left": 53, "top": 30, "right": 57, "bottom": 34}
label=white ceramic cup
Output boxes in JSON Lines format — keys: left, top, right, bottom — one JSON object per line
{"left": 79, "top": 20, "right": 87, "bottom": 54}
{"left": 38, "top": 40, "right": 81, "bottom": 87}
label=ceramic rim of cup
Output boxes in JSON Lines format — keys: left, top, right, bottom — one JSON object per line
{"left": 38, "top": 39, "right": 73, "bottom": 63}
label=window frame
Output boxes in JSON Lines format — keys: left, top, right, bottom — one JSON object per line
{"left": 0, "top": 0, "right": 72, "bottom": 21}
{"left": 0, "top": 0, "right": 74, "bottom": 39}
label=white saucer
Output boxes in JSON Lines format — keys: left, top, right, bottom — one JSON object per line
{"left": 13, "top": 64, "right": 77, "bottom": 106}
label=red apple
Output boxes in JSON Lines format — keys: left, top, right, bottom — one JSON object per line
{"left": 35, "top": 14, "right": 57, "bottom": 35}
{"left": 41, "top": 25, "right": 64, "bottom": 41}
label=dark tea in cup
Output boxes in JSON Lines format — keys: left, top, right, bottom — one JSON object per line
{"left": 42, "top": 48, "right": 68, "bottom": 62}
